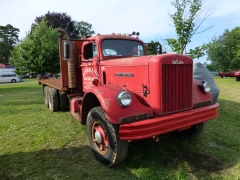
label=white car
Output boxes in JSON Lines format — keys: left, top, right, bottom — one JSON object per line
{"left": 0, "top": 69, "right": 19, "bottom": 83}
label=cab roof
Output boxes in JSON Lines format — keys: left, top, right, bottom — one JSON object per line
{"left": 84, "top": 33, "right": 143, "bottom": 42}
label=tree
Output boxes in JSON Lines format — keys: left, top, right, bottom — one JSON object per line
{"left": 33, "top": 11, "right": 79, "bottom": 39}
{"left": 207, "top": 27, "right": 240, "bottom": 72}
{"left": 165, "top": 0, "right": 213, "bottom": 58}
{"left": 10, "top": 19, "right": 60, "bottom": 75}
{"left": 146, "top": 41, "right": 161, "bottom": 55}
{"left": 75, "top": 21, "right": 95, "bottom": 38}
{"left": 0, "top": 24, "right": 19, "bottom": 64}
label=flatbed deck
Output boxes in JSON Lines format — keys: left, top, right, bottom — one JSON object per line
{"left": 38, "top": 79, "right": 62, "bottom": 91}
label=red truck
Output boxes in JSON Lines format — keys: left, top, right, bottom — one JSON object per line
{"left": 218, "top": 70, "right": 236, "bottom": 78}
{"left": 39, "top": 29, "right": 219, "bottom": 166}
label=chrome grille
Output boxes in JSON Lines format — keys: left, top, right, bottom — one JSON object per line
{"left": 162, "top": 64, "right": 192, "bottom": 114}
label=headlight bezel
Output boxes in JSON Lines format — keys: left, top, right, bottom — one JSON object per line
{"left": 116, "top": 91, "right": 132, "bottom": 107}
{"left": 198, "top": 81, "right": 211, "bottom": 93}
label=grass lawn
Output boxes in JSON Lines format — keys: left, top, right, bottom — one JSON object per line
{"left": 0, "top": 77, "right": 239, "bottom": 179}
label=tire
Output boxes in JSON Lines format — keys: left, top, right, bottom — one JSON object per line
{"left": 11, "top": 79, "right": 16, "bottom": 83}
{"left": 44, "top": 86, "right": 49, "bottom": 108}
{"left": 48, "top": 88, "right": 59, "bottom": 112}
{"left": 59, "top": 91, "right": 68, "bottom": 111}
{"left": 236, "top": 77, "right": 240, "bottom": 81}
{"left": 86, "top": 106, "right": 128, "bottom": 166}
{"left": 177, "top": 122, "right": 206, "bottom": 139}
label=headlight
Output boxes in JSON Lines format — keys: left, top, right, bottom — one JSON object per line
{"left": 198, "top": 81, "right": 211, "bottom": 93}
{"left": 116, "top": 91, "right": 132, "bottom": 107}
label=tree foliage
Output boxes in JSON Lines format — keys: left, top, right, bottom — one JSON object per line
{"left": 187, "top": 44, "right": 208, "bottom": 59}
{"left": 207, "top": 27, "right": 240, "bottom": 72}
{"left": 75, "top": 21, "right": 95, "bottom": 38}
{"left": 146, "top": 41, "right": 161, "bottom": 55}
{"left": 34, "top": 11, "right": 79, "bottom": 39}
{"left": 165, "top": 0, "right": 213, "bottom": 58}
{"left": 10, "top": 19, "right": 60, "bottom": 75}
{"left": 0, "top": 24, "right": 19, "bottom": 64}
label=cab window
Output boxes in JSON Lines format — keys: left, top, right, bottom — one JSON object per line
{"left": 102, "top": 39, "right": 145, "bottom": 59}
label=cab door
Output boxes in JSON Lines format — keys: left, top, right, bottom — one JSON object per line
{"left": 81, "top": 42, "right": 100, "bottom": 91}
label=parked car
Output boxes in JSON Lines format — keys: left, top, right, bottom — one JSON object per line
{"left": 21, "top": 74, "right": 31, "bottom": 79}
{"left": 0, "top": 69, "right": 18, "bottom": 83}
{"left": 37, "top": 74, "right": 49, "bottom": 80}
{"left": 218, "top": 70, "right": 237, "bottom": 78}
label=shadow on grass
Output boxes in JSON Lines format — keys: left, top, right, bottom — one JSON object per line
{"left": 123, "top": 135, "right": 225, "bottom": 178}
{"left": 0, "top": 146, "right": 139, "bottom": 180}
{"left": 0, "top": 136, "right": 234, "bottom": 180}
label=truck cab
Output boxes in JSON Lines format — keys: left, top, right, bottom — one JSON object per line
{"left": 39, "top": 30, "right": 219, "bottom": 166}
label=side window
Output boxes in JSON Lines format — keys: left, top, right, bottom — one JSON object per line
{"left": 84, "top": 43, "right": 97, "bottom": 59}
{"left": 138, "top": 45, "right": 144, "bottom": 56}
{"left": 92, "top": 43, "right": 98, "bottom": 57}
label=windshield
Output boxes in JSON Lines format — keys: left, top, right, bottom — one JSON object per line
{"left": 102, "top": 39, "right": 145, "bottom": 58}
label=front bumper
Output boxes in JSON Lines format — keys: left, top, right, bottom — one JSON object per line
{"left": 119, "top": 103, "right": 219, "bottom": 140}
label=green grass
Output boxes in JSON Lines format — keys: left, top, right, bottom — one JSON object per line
{"left": 0, "top": 77, "right": 240, "bottom": 180}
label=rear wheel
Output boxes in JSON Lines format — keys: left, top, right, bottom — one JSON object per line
{"left": 86, "top": 106, "right": 128, "bottom": 166}
{"left": 44, "top": 86, "right": 49, "bottom": 108}
{"left": 59, "top": 91, "right": 68, "bottom": 111}
{"left": 48, "top": 88, "right": 59, "bottom": 112}
{"left": 177, "top": 122, "right": 206, "bottom": 139}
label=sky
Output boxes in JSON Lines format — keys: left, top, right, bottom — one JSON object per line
{"left": 1, "top": 0, "right": 240, "bottom": 64}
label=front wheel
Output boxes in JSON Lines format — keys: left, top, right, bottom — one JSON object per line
{"left": 86, "top": 106, "right": 128, "bottom": 166}
{"left": 177, "top": 122, "right": 206, "bottom": 139}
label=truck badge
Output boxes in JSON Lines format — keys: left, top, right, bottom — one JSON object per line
{"left": 172, "top": 60, "right": 184, "bottom": 64}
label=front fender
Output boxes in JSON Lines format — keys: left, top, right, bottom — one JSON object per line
{"left": 193, "top": 79, "right": 213, "bottom": 106}
{"left": 85, "top": 84, "right": 153, "bottom": 124}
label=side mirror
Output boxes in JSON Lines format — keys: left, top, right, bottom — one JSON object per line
{"left": 63, "top": 40, "right": 70, "bottom": 60}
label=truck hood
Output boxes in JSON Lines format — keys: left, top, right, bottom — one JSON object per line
{"left": 99, "top": 55, "right": 152, "bottom": 96}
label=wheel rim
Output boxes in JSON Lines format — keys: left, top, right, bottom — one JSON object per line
{"left": 91, "top": 120, "right": 109, "bottom": 155}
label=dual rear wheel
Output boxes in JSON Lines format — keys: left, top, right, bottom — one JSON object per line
{"left": 43, "top": 86, "right": 68, "bottom": 112}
